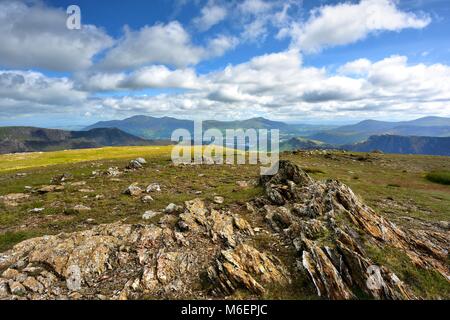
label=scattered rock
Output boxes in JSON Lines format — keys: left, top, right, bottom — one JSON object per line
{"left": 135, "top": 158, "right": 147, "bottom": 165}
{"left": 127, "top": 160, "right": 143, "bottom": 170}
{"left": 37, "top": 185, "right": 65, "bottom": 194}
{"left": 141, "top": 195, "right": 154, "bottom": 203}
{"left": 236, "top": 181, "right": 250, "bottom": 189}
{"left": 142, "top": 211, "right": 160, "bottom": 220}
{"left": 123, "top": 183, "right": 143, "bottom": 196}
{"left": 106, "top": 167, "right": 121, "bottom": 177}
{"left": 51, "top": 173, "right": 72, "bottom": 183}
{"left": 28, "top": 208, "right": 44, "bottom": 213}
{"left": 146, "top": 183, "right": 161, "bottom": 193}
{"left": 213, "top": 196, "right": 224, "bottom": 204}
{"left": 71, "top": 181, "right": 87, "bottom": 187}
{"left": 164, "top": 203, "right": 183, "bottom": 214}
{"left": 0, "top": 193, "right": 30, "bottom": 206}
{"left": 73, "top": 205, "right": 91, "bottom": 212}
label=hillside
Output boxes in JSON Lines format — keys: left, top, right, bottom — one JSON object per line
{"left": 84, "top": 115, "right": 333, "bottom": 140}
{"left": 0, "top": 127, "right": 164, "bottom": 154}
{"left": 343, "top": 135, "right": 450, "bottom": 156}
{"left": 309, "top": 116, "right": 450, "bottom": 145}
{"left": 0, "top": 148, "right": 448, "bottom": 300}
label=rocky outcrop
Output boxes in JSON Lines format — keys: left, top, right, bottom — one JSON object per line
{"left": 0, "top": 199, "right": 288, "bottom": 300}
{"left": 255, "top": 160, "right": 449, "bottom": 300}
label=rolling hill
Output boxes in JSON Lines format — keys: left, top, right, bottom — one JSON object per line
{"left": 309, "top": 116, "right": 450, "bottom": 145}
{"left": 343, "top": 135, "right": 450, "bottom": 156}
{"left": 280, "top": 137, "right": 333, "bottom": 151}
{"left": 0, "top": 127, "right": 165, "bottom": 154}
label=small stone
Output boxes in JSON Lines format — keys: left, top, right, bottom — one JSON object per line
{"left": 146, "top": 183, "right": 161, "bottom": 193}
{"left": 127, "top": 160, "right": 143, "bottom": 170}
{"left": 28, "top": 208, "right": 45, "bottom": 213}
{"left": 95, "top": 194, "right": 104, "bottom": 200}
{"left": 123, "top": 183, "right": 143, "bottom": 196}
{"left": 164, "top": 203, "right": 182, "bottom": 214}
{"left": 135, "top": 158, "right": 147, "bottom": 165}
{"left": 236, "top": 181, "right": 250, "bottom": 189}
{"left": 73, "top": 205, "right": 91, "bottom": 212}
{"left": 214, "top": 196, "right": 224, "bottom": 204}
{"left": 106, "top": 167, "right": 121, "bottom": 176}
{"left": 37, "top": 185, "right": 64, "bottom": 194}
{"left": 142, "top": 195, "right": 154, "bottom": 203}
{"left": 142, "top": 210, "right": 160, "bottom": 220}
{"left": 71, "top": 181, "right": 86, "bottom": 187}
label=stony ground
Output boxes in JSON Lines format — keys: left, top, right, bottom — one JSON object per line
{"left": 0, "top": 148, "right": 449, "bottom": 299}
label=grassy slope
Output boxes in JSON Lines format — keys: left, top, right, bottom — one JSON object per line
{"left": 0, "top": 147, "right": 448, "bottom": 298}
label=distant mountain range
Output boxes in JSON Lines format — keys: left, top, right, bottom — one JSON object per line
{"left": 84, "top": 115, "right": 335, "bottom": 140}
{"left": 343, "top": 135, "right": 450, "bottom": 156}
{"left": 1, "top": 116, "right": 449, "bottom": 156}
{"left": 309, "top": 116, "right": 450, "bottom": 145}
{"left": 0, "top": 127, "right": 166, "bottom": 154}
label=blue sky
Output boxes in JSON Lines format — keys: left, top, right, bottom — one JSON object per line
{"left": 0, "top": 0, "right": 449, "bottom": 127}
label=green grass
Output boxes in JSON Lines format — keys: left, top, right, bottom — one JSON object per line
{"left": 0, "top": 146, "right": 174, "bottom": 172}
{"left": 0, "top": 230, "right": 39, "bottom": 252}
{"left": 426, "top": 171, "right": 450, "bottom": 185}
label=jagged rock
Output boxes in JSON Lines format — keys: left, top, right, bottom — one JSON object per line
{"left": 123, "top": 183, "right": 143, "bottom": 196}
{"left": 37, "top": 185, "right": 65, "bottom": 194}
{"left": 146, "top": 183, "right": 161, "bottom": 193}
{"left": 254, "top": 160, "right": 449, "bottom": 300}
{"left": 207, "top": 244, "right": 290, "bottom": 295}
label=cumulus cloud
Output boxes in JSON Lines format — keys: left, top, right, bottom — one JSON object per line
{"left": 282, "top": 0, "right": 431, "bottom": 53}
{"left": 0, "top": 0, "right": 113, "bottom": 71}
{"left": 98, "top": 22, "right": 237, "bottom": 70}
{"left": 98, "top": 22, "right": 205, "bottom": 70}
{"left": 0, "top": 70, "right": 86, "bottom": 105}
{"left": 193, "top": 1, "right": 227, "bottom": 31}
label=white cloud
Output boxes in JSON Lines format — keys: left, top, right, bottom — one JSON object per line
{"left": 121, "top": 66, "right": 200, "bottom": 90}
{"left": 193, "top": 1, "right": 227, "bottom": 31}
{"left": 0, "top": 0, "right": 113, "bottom": 71}
{"left": 99, "top": 21, "right": 237, "bottom": 70}
{"left": 284, "top": 0, "right": 431, "bottom": 53}
{"left": 99, "top": 22, "right": 204, "bottom": 70}
{"left": 0, "top": 70, "right": 86, "bottom": 105}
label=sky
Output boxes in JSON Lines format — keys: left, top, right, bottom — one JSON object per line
{"left": 0, "top": 0, "right": 450, "bottom": 127}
